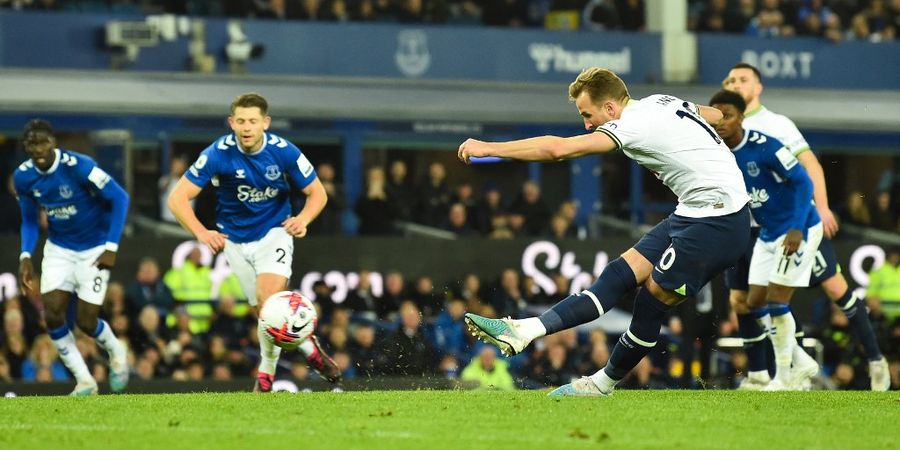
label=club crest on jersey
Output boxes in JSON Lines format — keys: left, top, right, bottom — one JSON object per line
{"left": 265, "top": 165, "right": 282, "bottom": 181}
{"left": 59, "top": 185, "right": 73, "bottom": 199}
{"left": 746, "top": 161, "right": 760, "bottom": 177}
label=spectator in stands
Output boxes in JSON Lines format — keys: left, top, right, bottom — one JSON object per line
{"left": 345, "top": 270, "right": 379, "bottom": 320}
{"left": 355, "top": 166, "right": 397, "bottom": 235}
{"left": 698, "top": 0, "right": 732, "bottom": 32}
{"left": 377, "top": 301, "right": 435, "bottom": 375}
{"left": 208, "top": 296, "right": 253, "bottom": 349}
{"left": 481, "top": 0, "right": 528, "bottom": 26}
{"left": 461, "top": 345, "right": 515, "bottom": 389}
{"left": 103, "top": 281, "right": 127, "bottom": 320}
{"left": 456, "top": 273, "right": 485, "bottom": 311}
{"left": 797, "top": 0, "right": 844, "bottom": 42}
{"left": 510, "top": 180, "right": 551, "bottom": 236}
{"left": 416, "top": 162, "right": 451, "bottom": 227}
{"left": 410, "top": 275, "right": 443, "bottom": 318}
{"left": 433, "top": 297, "right": 470, "bottom": 359}
{"left": 528, "top": 341, "right": 576, "bottom": 387}
{"left": 307, "top": 162, "right": 345, "bottom": 236}
{"left": 447, "top": 0, "right": 481, "bottom": 24}
{"left": 615, "top": 0, "right": 644, "bottom": 30}
{"left": 748, "top": 0, "right": 794, "bottom": 37}
{"left": 159, "top": 157, "right": 190, "bottom": 223}
{"left": 474, "top": 184, "right": 506, "bottom": 235}
{"left": 871, "top": 191, "right": 898, "bottom": 231}
{"left": 582, "top": 0, "right": 620, "bottom": 31}
{"left": 163, "top": 246, "right": 214, "bottom": 334}
{"left": 0, "top": 354, "right": 12, "bottom": 383}
{"left": 21, "top": 334, "right": 69, "bottom": 381}
{"left": 349, "top": 324, "right": 379, "bottom": 376}
{"left": 852, "top": 0, "right": 895, "bottom": 41}
{"left": 125, "top": 257, "right": 174, "bottom": 322}
{"left": 312, "top": 280, "right": 338, "bottom": 320}
{"left": 491, "top": 268, "right": 526, "bottom": 318}
{"left": 868, "top": 247, "right": 900, "bottom": 323}
{"left": 387, "top": 159, "right": 415, "bottom": 222}
{"left": 840, "top": 190, "right": 872, "bottom": 226}
{"left": 129, "top": 305, "right": 168, "bottom": 357}
{"left": 451, "top": 182, "right": 478, "bottom": 225}
{"left": 443, "top": 202, "right": 476, "bottom": 236}
{"left": 379, "top": 271, "right": 406, "bottom": 320}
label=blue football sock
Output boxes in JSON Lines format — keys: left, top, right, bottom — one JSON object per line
{"left": 604, "top": 288, "right": 670, "bottom": 380}
{"left": 539, "top": 257, "right": 637, "bottom": 334}
{"left": 836, "top": 290, "right": 883, "bottom": 361}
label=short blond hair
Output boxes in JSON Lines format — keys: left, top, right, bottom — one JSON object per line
{"left": 568, "top": 68, "right": 630, "bottom": 104}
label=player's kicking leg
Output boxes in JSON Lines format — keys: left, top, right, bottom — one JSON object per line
{"left": 466, "top": 247, "right": 646, "bottom": 356}
{"left": 42, "top": 292, "right": 98, "bottom": 395}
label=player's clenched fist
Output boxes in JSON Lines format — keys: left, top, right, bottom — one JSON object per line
{"left": 458, "top": 138, "right": 489, "bottom": 164}
{"left": 282, "top": 216, "right": 308, "bottom": 238}
{"left": 198, "top": 229, "right": 228, "bottom": 253}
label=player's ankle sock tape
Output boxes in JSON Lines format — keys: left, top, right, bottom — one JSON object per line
{"left": 91, "top": 319, "right": 106, "bottom": 338}
{"left": 539, "top": 257, "right": 636, "bottom": 334}
{"left": 767, "top": 302, "right": 791, "bottom": 317}
{"left": 604, "top": 289, "right": 670, "bottom": 380}
{"left": 49, "top": 324, "right": 69, "bottom": 340}
{"left": 737, "top": 313, "right": 768, "bottom": 372}
{"left": 836, "top": 290, "right": 883, "bottom": 360}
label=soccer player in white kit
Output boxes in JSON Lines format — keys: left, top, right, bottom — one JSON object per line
{"left": 167, "top": 93, "right": 340, "bottom": 392}
{"left": 15, "top": 119, "right": 130, "bottom": 396}
{"left": 460, "top": 68, "right": 751, "bottom": 396}
{"left": 723, "top": 63, "right": 889, "bottom": 391}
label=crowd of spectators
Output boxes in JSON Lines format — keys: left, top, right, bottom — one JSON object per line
{"left": 4, "top": 1, "right": 899, "bottom": 42}
{"left": 690, "top": 0, "right": 900, "bottom": 42}
{"left": 2, "top": 250, "right": 898, "bottom": 391}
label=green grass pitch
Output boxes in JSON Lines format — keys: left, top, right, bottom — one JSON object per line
{"left": 1, "top": 390, "right": 897, "bottom": 450}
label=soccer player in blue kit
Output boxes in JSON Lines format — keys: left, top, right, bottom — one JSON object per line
{"left": 710, "top": 90, "right": 824, "bottom": 390}
{"left": 15, "top": 119, "right": 130, "bottom": 395}
{"left": 460, "top": 68, "right": 751, "bottom": 396}
{"left": 722, "top": 64, "right": 889, "bottom": 391}
{"left": 167, "top": 93, "right": 340, "bottom": 392}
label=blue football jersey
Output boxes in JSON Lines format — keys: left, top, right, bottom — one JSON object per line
{"left": 14, "top": 149, "right": 129, "bottom": 252}
{"left": 731, "top": 130, "right": 820, "bottom": 242}
{"left": 185, "top": 133, "right": 318, "bottom": 243}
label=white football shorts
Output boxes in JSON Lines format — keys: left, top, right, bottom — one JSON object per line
{"left": 40, "top": 240, "right": 110, "bottom": 305}
{"left": 223, "top": 227, "right": 293, "bottom": 306}
{"left": 748, "top": 222, "right": 824, "bottom": 288}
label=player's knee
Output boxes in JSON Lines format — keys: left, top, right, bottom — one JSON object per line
{"left": 645, "top": 278, "right": 683, "bottom": 306}
{"left": 766, "top": 284, "right": 794, "bottom": 302}
{"left": 822, "top": 274, "right": 848, "bottom": 301}
{"left": 746, "top": 285, "right": 768, "bottom": 308}
{"left": 44, "top": 309, "right": 66, "bottom": 329}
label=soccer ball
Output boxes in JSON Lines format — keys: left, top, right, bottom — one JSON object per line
{"left": 259, "top": 291, "right": 317, "bottom": 350}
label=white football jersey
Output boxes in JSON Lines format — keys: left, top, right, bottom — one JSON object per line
{"left": 597, "top": 94, "right": 750, "bottom": 218}
{"left": 742, "top": 105, "right": 810, "bottom": 156}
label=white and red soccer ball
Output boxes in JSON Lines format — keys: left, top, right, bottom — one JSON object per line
{"left": 259, "top": 291, "right": 317, "bottom": 350}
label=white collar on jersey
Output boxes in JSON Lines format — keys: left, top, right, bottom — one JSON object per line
{"left": 35, "top": 149, "right": 62, "bottom": 175}
{"left": 731, "top": 129, "right": 750, "bottom": 152}
{"left": 236, "top": 132, "right": 267, "bottom": 155}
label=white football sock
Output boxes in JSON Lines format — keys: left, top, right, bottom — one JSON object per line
{"left": 93, "top": 319, "right": 125, "bottom": 362}
{"left": 771, "top": 312, "right": 796, "bottom": 382}
{"left": 257, "top": 324, "right": 282, "bottom": 375}
{"left": 298, "top": 338, "right": 316, "bottom": 358}
{"left": 52, "top": 330, "right": 94, "bottom": 385}
{"left": 517, "top": 317, "right": 547, "bottom": 342}
{"left": 589, "top": 367, "right": 618, "bottom": 394}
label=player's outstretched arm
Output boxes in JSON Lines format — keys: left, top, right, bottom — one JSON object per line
{"left": 796, "top": 150, "right": 838, "bottom": 238}
{"left": 167, "top": 177, "right": 228, "bottom": 252}
{"left": 93, "top": 174, "right": 130, "bottom": 269}
{"left": 283, "top": 178, "right": 327, "bottom": 238}
{"left": 458, "top": 132, "right": 616, "bottom": 164}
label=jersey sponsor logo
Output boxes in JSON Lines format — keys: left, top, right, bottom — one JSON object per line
{"left": 59, "top": 184, "right": 73, "bottom": 199}
{"left": 235, "top": 169, "right": 246, "bottom": 179}
{"left": 87, "top": 167, "right": 111, "bottom": 189}
{"left": 296, "top": 154, "right": 314, "bottom": 178}
{"left": 46, "top": 204, "right": 78, "bottom": 219}
{"left": 236, "top": 185, "right": 279, "bottom": 203}
{"left": 264, "top": 165, "right": 282, "bottom": 181}
{"left": 749, "top": 187, "right": 769, "bottom": 208}
{"left": 746, "top": 161, "right": 760, "bottom": 177}
{"left": 775, "top": 147, "right": 798, "bottom": 170}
